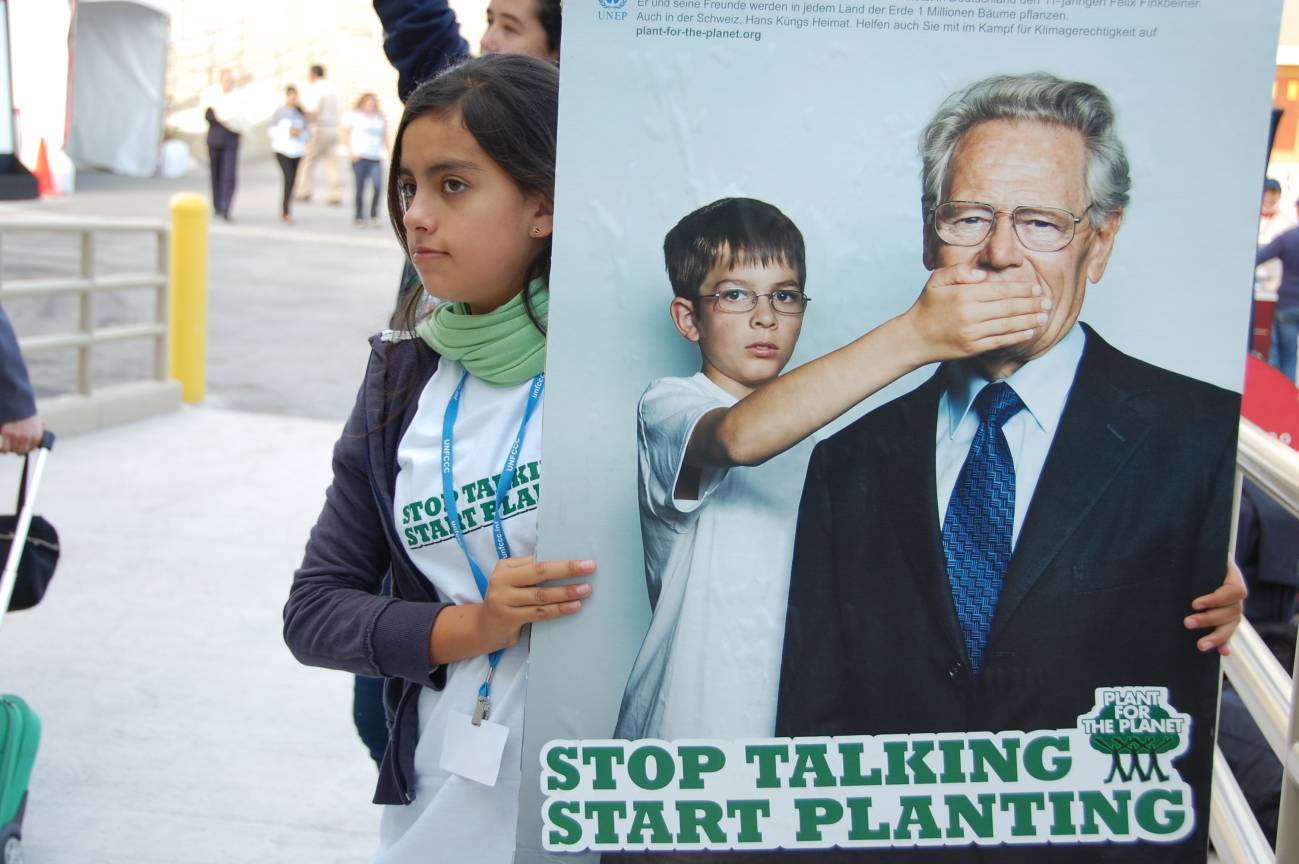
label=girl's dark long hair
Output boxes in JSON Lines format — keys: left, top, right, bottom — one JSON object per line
{"left": 387, "top": 54, "right": 559, "bottom": 337}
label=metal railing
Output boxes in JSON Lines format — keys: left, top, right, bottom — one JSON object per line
{"left": 1212, "top": 419, "right": 1299, "bottom": 863}
{"left": 0, "top": 217, "right": 170, "bottom": 396}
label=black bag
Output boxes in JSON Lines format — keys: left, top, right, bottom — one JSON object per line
{"left": 1, "top": 514, "right": 58, "bottom": 611}
{"left": 2, "top": 438, "right": 58, "bottom": 612}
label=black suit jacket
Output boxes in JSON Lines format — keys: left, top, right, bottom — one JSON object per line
{"left": 774, "top": 324, "right": 1238, "bottom": 863}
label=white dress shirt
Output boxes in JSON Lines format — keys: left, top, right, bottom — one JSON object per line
{"left": 935, "top": 323, "right": 1086, "bottom": 547}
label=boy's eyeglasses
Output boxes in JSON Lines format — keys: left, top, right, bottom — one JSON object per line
{"left": 697, "top": 288, "right": 810, "bottom": 316}
{"left": 929, "top": 201, "right": 1090, "bottom": 253}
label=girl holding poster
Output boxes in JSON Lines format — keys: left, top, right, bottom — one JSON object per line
{"left": 284, "top": 55, "right": 593, "bottom": 864}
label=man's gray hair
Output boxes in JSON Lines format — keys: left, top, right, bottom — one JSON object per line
{"left": 919, "top": 73, "right": 1130, "bottom": 228}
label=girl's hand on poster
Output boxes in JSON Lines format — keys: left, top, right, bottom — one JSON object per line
{"left": 1185, "top": 560, "right": 1246, "bottom": 655}
{"left": 902, "top": 263, "right": 1049, "bottom": 363}
{"left": 430, "top": 557, "right": 595, "bottom": 664}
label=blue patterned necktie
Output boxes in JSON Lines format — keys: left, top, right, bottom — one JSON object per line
{"left": 942, "top": 381, "right": 1025, "bottom": 675}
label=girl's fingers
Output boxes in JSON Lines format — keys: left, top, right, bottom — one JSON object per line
{"left": 497, "top": 556, "right": 596, "bottom": 587}
{"left": 505, "top": 582, "right": 592, "bottom": 608}
{"left": 494, "top": 583, "right": 590, "bottom": 621}
{"left": 529, "top": 599, "right": 586, "bottom": 620}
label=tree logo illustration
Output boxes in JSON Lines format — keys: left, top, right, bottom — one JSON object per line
{"left": 1079, "top": 687, "right": 1190, "bottom": 783}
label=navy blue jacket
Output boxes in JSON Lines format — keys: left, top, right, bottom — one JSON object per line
{"left": 1257, "top": 224, "right": 1299, "bottom": 311}
{"left": 373, "top": 0, "right": 470, "bottom": 102}
{"left": 284, "top": 333, "right": 447, "bottom": 805}
{"left": 0, "top": 304, "right": 36, "bottom": 424}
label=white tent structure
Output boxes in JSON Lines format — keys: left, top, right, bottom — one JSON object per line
{"left": 8, "top": 0, "right": 72, "bottom": 178}
{"left": 65, "top": 0, "right": 173, "bottom": 177}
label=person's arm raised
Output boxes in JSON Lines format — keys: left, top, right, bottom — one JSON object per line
{"left": 685, "top": 263, "right": 1048, "bottom": 468}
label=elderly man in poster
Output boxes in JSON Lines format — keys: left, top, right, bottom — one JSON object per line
{"left": 775, "top": 73, "right": 1236, "bottom": 862}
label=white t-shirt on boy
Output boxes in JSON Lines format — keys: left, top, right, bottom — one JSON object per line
{"left": 615, "top": 372, "right": 815, "bottom": 742}
{"left": 378, "top": 358, "right": 543, "bottom": 864}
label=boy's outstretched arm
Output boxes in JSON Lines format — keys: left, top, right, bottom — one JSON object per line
{"left": 686, "top": 263, "right": 1048, "bottom": 468}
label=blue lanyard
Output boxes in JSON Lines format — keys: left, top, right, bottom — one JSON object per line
{"left": 440, "top": 369, "right": 544, "bottom": 723}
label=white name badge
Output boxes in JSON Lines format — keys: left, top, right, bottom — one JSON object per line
{"left": 440, "top": 710, "right": 509, "bottom": 786}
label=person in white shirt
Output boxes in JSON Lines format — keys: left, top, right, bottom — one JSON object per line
{"left": 1257, "top": 178, "right": 1295, "bottom": 299}
{"left": 199, "top": 69, "right": 247, "bottom": 221}
{"left": 268, "top": 86, "right": 309, "bottom": 224}
{"left": 342, "top": 93, "right": 389, "bottom": 226}
{"left": 296, "top": 64, "right": 343, "bottom": 205}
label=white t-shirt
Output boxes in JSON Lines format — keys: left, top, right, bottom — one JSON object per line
{"left": 378, "top": 358, "right": 543, "bottom": 864}
{"left": 614, "top": 373, "right": 815, "bottom": 741}
{"left": 199, "top": 83, "right": 248, "bottom": 135}
{"left": 268, "top": 107, "right": 309, "bottom": 158}
{"left": 343, "top": 110, "right": 387, "bottom": 161}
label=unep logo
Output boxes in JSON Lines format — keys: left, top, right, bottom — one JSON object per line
{"left": 598, "top": 0, "right": 627, "bottom": 7}
{"left": 597, "top": 0, "right": 628, "bottom": 18}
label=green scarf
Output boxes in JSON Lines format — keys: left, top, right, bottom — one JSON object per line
{"left": 416, "top": 279, "right": 548, "bottom": 386}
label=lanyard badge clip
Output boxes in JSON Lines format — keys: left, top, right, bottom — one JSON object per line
{"left": 471, "top": 659, "right": 496, "bottom": 726}
{"left": 472, "top": 695, "right": 491, "bottom": 726}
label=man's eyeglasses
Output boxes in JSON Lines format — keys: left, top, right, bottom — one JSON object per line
{"left": 696, "top": 287, "right": 810, "bottom": 315}
{"left": 930, "top": 201, "right": 1091, "bottom": 253}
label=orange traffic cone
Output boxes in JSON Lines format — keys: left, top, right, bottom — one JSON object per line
{"left": 33, "top": 139, "right": 55, "bottom": 197}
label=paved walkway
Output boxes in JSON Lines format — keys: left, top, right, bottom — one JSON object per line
{"left": 0, "top": 407, "right": 380, "bottom": 863}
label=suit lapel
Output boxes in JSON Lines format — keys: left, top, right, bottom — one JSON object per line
{"left": 989, "top": 326, "right": 1152, "bottom": 640}
{"left": 878, "top": 370, "right": 969, "bottom": 662}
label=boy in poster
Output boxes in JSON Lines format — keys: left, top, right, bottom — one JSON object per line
{"left": 775, "top": 73, "right": 1236, "bottom": 862}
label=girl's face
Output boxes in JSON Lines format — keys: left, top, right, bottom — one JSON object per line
{"left": 398, "top": 111, "right": 552, "bottom": 314}
{"left": 481, "top": 0, "right": 556, "bottom": 61}
{"left": 361, "top": 95, "right": 377, "bottom": 114}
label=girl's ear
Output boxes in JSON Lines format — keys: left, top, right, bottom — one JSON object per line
{"left": 529, "top": 195, "right": 555, "bottom": 240}
{"left": 669, "top": 296, "right": 700, "bottom": 343}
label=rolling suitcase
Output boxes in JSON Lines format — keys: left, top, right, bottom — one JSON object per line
{"left": 0, "top": 695, "right": 38, "bottom": 860}
{"left": 0, "top": 431, "right": 55, "bottom": 863}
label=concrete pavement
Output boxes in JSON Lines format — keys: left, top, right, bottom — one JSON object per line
{"left": 0, "top": 406, "right": 380, "bottom": 863}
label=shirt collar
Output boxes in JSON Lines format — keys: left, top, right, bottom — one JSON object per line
{"left": 944, "top": 323, "right": 1086, "bottom": 439}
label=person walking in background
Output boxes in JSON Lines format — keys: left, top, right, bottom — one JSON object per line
{"left": 1257, "top": 203, "right": 1299, "bottom": 383}
{"left": 200, "top": 69, "right": 247, "bottom": 222}
{"left": 1257, "top": 178, "right": 1294, "bottom": 299}
{"left": 296, "top": 64, "right": 342, "bottom": 205}
{"left": 269, "top": 86, "right": 310, "bottom": 225}
{"left": 0, "top": 304, "right": 42, "bottom": 455}
{"left": 342, "top": 93, "right": 388, "bottom": 227}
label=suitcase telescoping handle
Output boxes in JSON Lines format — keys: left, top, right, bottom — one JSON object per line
{"left": 0, "top": 433, "right": 54, "bottom": 636}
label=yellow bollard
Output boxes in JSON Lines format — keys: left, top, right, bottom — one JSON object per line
{"left": 169, "top": 193, "right": 208, "bottom": 403}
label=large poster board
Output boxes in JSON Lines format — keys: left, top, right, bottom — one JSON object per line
{"left": 521, "top": 2, "right": 1283, "bottom": 860}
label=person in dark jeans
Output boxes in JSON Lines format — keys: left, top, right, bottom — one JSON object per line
{"left": 269, "top": 86, "right": 309, "bottom": 224}
{"left": 343, "top": 93, "right": 388, "bottom": 226}
{"left": 201, "top": 69, "right": 244, "bottom": 221}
